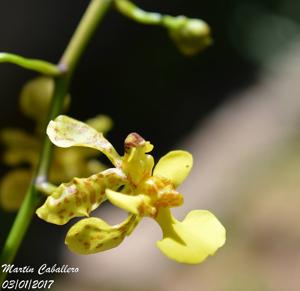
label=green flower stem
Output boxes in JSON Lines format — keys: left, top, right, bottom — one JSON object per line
{"left": 115, "top": 0, "right": 162, "bottom": 25}
{"left": 60, "top": 0, "right": 111, "bottom": 74}
{"left": 0, "top": 52, "right": 62, "bottom": 76}
{"left": 0, "top": 0, "right": 112, "bottom": 283}
{"left": 114, "top": 0, "right": 212, "bottom": 56}
{"left": 114, "top": 0, "right": 195, "bottom": 29}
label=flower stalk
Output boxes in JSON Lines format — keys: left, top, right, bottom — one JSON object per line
{"left": 0, "top": 0, "right": 112, "bottom": 283}
{"left": 114, "top": 0, "right": 212, "bottom": 55}
{"left": 0, "top": 52, "right": 62, "bottom": 76}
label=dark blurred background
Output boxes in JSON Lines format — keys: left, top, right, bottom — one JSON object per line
{"left": 0, "top": 0, "right": 299, "bottom": 286}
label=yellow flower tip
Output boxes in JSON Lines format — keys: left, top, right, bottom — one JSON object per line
{"left": 36, "top": 203, "right": 66, "bottom": 226}
{"left": 153, "top": 150, "right": 193, "bottom": 188}
{"left": 36, "top": 173, "right": 111, "bottom": 225}
{"left": 122, "top": 132, "right": 155, "bottom": 185}
{"left": 65, "top": 215, "right": 137, "bottom": 255}
{"left": 36, "top": 201, "right": 90, "bottom": 226}
{"left": 106, "top": 189, "right": 156, "bottom": 217}
{"left": 65, "top": 217, "right": 122, "bottom": 255}
{"left": 47, "top": 115, "right": 121, "bottom": 167}
{"left": 124, "top": 132, "right": 153, "bottom": 153}
{"left": 155, "top": 208, "right": 226, "bottom": 264}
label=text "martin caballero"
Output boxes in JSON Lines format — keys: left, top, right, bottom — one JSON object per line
{"left": 1, "top": 264, "right": 79, "bottom": 275}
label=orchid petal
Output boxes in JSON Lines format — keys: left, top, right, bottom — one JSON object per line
{"left": 122, "top": 133, "right": 154, "bottom": 185}
{"left": 36, "top": 168, "right": 126, "bottom": 225}
{"left": 47, "top": 115, "right": 121, "bottom": 166}
{"left": 106, "top": 189, "right": 156, "bottom": 217}
{"left": 65, "top": 214, "right": 139, "bottom": 254}
{"left": 153, "top": 150, "right": 193, "bottom": 187}
{"left": 156, "top": 208, "right": 226, "bottom": 264}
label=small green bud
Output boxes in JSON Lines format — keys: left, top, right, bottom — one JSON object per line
{"left": 19, "top": 77, "right": 54, "bottom": 121}
{"left": 19, "top": 77, "right": 70, "bottom": 124}
{"left": 165, "top": 16, "right": 212, "bottom": 56}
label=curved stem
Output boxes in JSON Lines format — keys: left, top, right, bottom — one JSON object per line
{"left": 0, "top": 0, "right": 112, "bottom": 283}
{"left": 115, "top": 0, "right": 162, "bottom": 25}
{"left": 0, "top": 53, "right": 62, "bottom": 76}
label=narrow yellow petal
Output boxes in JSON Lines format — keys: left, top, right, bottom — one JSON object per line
{"left": 46, "top": 115, "right": 121, "bottom": 167}
{"left": 122, "top": 132, "right": 154, "bottom": 185}
{"left": 65, "top": 215, "right": 139, "bottom": 254}
{"left": 36, "top": 168, "right": 126, "bottom": 225}
{"left": 153, "top": 150, "right": 193, "bottom": 187}
{"left": 106, "top": 189, "right": 156, "bottom": 217}
{"left": 156, "top": 208, "right": 226, "bottom": 264}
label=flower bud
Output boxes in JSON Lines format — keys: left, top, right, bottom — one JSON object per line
{"left": 19, "top": 77, "right": 70, "bottom": 125}
{"left": 166, "top": 16, "right": 212, "bottom": 56}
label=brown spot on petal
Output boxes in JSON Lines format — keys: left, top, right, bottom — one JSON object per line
{"left": 96, "top": 243, "right": 103, "bottom": 249}
{"left": 119, "top": 226, "right": 127, "bottom": 232}
{"left": 92, "top": 235, "right": 103, "bottom": 240}
{"left": 83, "top": 242, "right": 90, "bottom": 249}
{"left": 75, "top": 196, "right": 81, "bottom": 206}
{"left": 90, "top": 192, "right": 96, "bottom": 204}
{"left": 58, "top": 209, "right": 65, "bottom": 214}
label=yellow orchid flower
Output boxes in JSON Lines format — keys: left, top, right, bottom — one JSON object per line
{"left": 36, "top": 115, "right": 226, "bottom": 264}
{"left": 0, "top": 77, "right": 112, "bottom": 211}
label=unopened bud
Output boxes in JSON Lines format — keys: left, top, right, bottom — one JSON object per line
{"left": 19, "top": 77, "right": 70, "bottom": 123}
{"left": 165, "top": 16, "right": 212, "bottom": 56}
